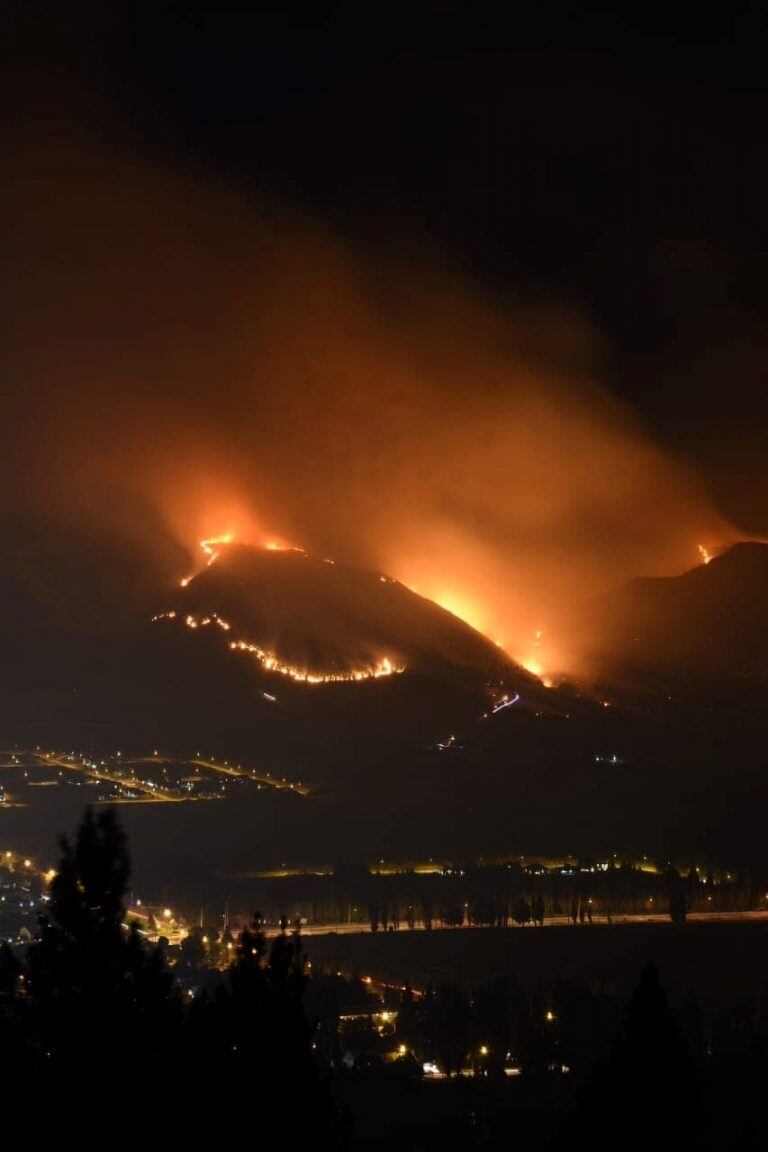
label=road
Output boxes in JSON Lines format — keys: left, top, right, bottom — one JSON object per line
{"left": 265, "top": 908, "right": 768, "bottom": 937}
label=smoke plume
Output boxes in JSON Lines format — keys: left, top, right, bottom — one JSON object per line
{"left": 0, "top": 140, "right": 735, "bottom": 675}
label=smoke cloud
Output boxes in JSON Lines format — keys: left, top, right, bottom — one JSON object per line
{"left": 0, "top": 140, "right": 735, "bottom": 675}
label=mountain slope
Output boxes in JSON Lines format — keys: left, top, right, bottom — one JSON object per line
{"left": 162, "top": 543, "right": 530, "bottom": 682}
{"left": 575, "top": 541, "right": 768, "bottom": 690}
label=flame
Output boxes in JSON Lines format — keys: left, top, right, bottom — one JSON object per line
{"left": 180, "top": 535, "right": 233, "bottom": 587}
{"left": 698, "top": 543, "right": 712, "bottom": 565}
{"left": 152, "top": 609, "right": 404, "bottom": 685}
{"left": 179, "top": 533, "right": 307, "bottom": 588}
{"left": 230, "top": 640, "right": 403, "bottom": 684}
{"left": 159, "top": 533, "right": 403, "bottom": 683}
{"left": 200, "top": 534, "right": 233, "bottom": 562}
{"left": 517, "top": 628, "right": 553, "bottom": 686}
{"left": 170, "top": 535, "right": 559, "bottom": 686}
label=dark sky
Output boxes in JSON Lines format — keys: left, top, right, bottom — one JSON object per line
{"left": 3, "top": 5, "right": 767, "bottom": 545}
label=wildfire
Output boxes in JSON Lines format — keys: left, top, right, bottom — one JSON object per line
{"left": 230, "top": 640, "right": 403, "bottom": 684}
{"left": 152, "top": 609, "right": 404, "bottom": 685}
{"left": 517, "top": 629, "right": 553, "bottom": 686}
{"left": 698, "top": 543, "right": 712, "bottom": 565}
{"left": 160, "top": 533, "right": 405, "bottom": 684}
{"left": 179, "top": 534, "right": 308, "bottom": 589}
{"left": 179, "top": 535, "right": 231, "bottom": 587}
{"left": 200, "top": 534, "right": 234, "bottom": 562}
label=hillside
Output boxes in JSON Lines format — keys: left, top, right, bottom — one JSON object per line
{"left": 575, "top": 541, "right": 768, "bottom": 690}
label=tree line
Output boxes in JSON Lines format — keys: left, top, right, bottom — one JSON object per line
{"left": 228, "top": 857, "right": 758, "bottom": 931}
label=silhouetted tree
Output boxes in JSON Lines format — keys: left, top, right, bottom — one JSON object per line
{"left": 571, "top": 964, "right": 699, "bottom": 1151}
{"left": 186, "top": 914, "right": 339, "bottom": 1145}
{"left": 26, "top": 808, "right": 180, "bottom": 1092}
{"left": 513, "top": 896, "right": 531, "bottom": 925}
{"left": 397, "top": 982, "right": 420, "bottom": 1052}
{"left": 667, "top": 867, "right": 689, "bottom": 923}
{"left": 427, "top": 981, "right": 469, "bottom": 1075}
{"left": 179, "top": 923, "right": 206, "bottom": 968}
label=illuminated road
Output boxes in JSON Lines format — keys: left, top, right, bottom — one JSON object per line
{"left": 263, "top": 909, "right": 768, "bottom": 937}
{"left": 42, "top": 754, "right": 182, "bottom": 803}
{"left": 0, "top": 749, "right": 308, "bottom": 802}
{"left": 127, "top": 754, "right": 309, "bottom": 796}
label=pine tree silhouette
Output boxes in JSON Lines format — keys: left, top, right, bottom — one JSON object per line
{"left": 26, "top": 809, "right": 180, "bottom": 1088}
{"left": 572, "top": 963, "right": 700, "bottom": 1151}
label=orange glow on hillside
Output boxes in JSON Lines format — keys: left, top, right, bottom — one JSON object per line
{"left": 178, "top": 530, "right": 306, "bottom": 590}
{"left": 200, "top": 534, "right": 234, "bottom": 560}
{"left": 427, "top": 589, "right": 492, "bottom": 637}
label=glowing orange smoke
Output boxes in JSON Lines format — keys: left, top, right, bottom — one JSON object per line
{"left": 516, "top": 628, "right": 553, "bottom": 685}
{"left": 9, "top": 150, "right": 741, "bottom": 691}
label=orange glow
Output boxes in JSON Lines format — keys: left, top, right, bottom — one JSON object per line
{"left": 179, "top": 533, "right": 307, "bottom": 589}
{"left": 14, "top": 153, "right": 742, "bottom": 690}
{"left": 424, "top": 588, "right": 492, "bottom": 637}
{"left": 200, "top": 534, "right": 234, "bottom": 561}
{"left": 698, "top": 543, "right": 712, "bottom": 565}
{"left": 518, "top": 657, "right": 553, "bottom": 687}
{"left": 231, "top": 640, "right": 403, "bottom": 683}
{"left": 180, "top": 535, "right": 235, "bottom": 588}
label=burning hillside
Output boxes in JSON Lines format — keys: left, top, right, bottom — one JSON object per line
{"left": 153, "top": 540, "right": 534, "bottom": 688}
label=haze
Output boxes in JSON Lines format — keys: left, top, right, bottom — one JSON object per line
{"left": 2, "top": 140, "right": 735, "bottom": 677}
